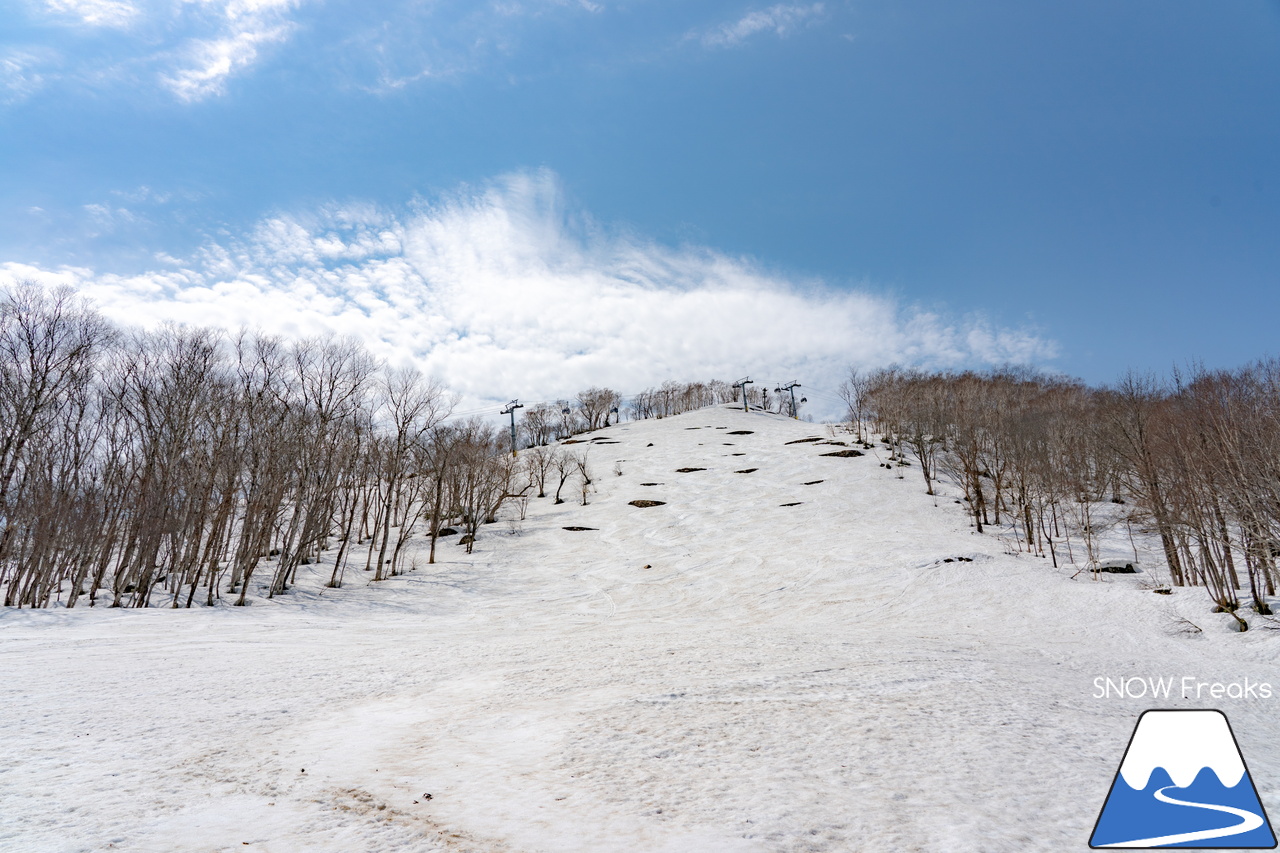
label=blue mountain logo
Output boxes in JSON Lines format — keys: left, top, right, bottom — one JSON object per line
{"left": 1091, "top": 710, "right": 1276, "bottom": 848}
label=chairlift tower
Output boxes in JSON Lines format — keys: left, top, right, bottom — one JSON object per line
{"left": 777, "top": 381, "right": 802, "bottom": 419}
{"left": 733, "top": 377, "right": 754, "bottom": 412}
{"left": 500, "top": 400, "right": 524, "bottom": 457}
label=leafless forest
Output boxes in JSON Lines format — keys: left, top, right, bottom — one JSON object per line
{"left": 854, "top": 364, "right": 1280, "bottom": 623}
{"left": 4, "top": 280, "right": 1278, "bottom": 619}
{"left": 0, "top": 282, "right": 741, "bottom": 609}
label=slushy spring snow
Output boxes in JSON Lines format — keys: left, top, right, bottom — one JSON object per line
{"left": 3, "top": 407, "right": 1278, "bottom": 852}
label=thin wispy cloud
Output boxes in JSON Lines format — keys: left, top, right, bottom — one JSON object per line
{"left": 491, "top": 0, "right": 604, "bottom": 15}
{"left": 0, "top": 48, "right": 58, "bottom": 103}
{"left": 337, "top": 1, "right": 608, "bottom": 96}
{"left": 163, "top": 21, "right": 296, "bottom": 102}
{"left": 11, "top": 0, "right": 307, "bottom": 102}
{"left": 1, "top": 171, "right": 1056, "bottom": 417}
{"left": 161, "top": 0, "right": 305, "bottom": 101}
{"left": 11, "top": 0, "right": 664, "bottom": 102}
{"left": 42, "top": 0, "right": 139, "bottom": 28}
{"left": 699, "top": 3, "right": 825, "bottom": 49}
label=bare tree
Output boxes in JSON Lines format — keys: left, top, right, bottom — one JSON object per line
{"left": 552, "top": 446, "right": 576, "bottom": 504}
{"left": 1097, "top": 374, "right": 1186, "bottom": 586}
{"left": 838, "top": 367, "right": 873, "bottom": 443}
{"left": 0, "top": 282, "right": 112, "bottom": 553}
{"left": 577, "top": 387, "right": 621, "bottom": 431}
{"left": 520, "top": 403, "right": 558, "bottom": 447}
{"left": 574, "top": 451, "right": 593, "bottom": 505}
{"left": 445, "top": 418, "right": 526, "bottom": 553}
{"left": 525, "top": 444, "right": 558, "bottom": 498}
{"left": 371, "top": 367, "right": 452, "bottom": 580}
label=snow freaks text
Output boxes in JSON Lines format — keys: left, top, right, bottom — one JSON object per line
{"left": 1093, "top": 677, "right": 1274, "bottom": 700}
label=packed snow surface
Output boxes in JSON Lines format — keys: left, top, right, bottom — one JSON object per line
{"left": 3, "top": 408, "right": 1279, "bottom": 852}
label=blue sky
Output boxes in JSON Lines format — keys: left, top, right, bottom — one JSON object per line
{"left": 3, "top": 1, "right": 1279, "bottom": 412}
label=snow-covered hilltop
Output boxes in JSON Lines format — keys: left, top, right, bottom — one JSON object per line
{"left": 2, "top": 407, "right": 1278, "bottom": 852}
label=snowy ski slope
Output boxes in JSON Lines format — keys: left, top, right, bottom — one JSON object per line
{"left": 2, "top": 406, "right": 1278, "bottom": 852}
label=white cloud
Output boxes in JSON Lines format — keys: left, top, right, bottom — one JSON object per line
{"left": 111, "top": 185, "right": 174, "bottom": 204}
{"left": 337, "top": 1, "right": 615, "bottom": 95}
{"left": 163, "top": 21, "right": 294, "bottom": 101}
{"left": 223, "top": 0, "right": 300, "bottom": 17}
{"left": 42, "top": 0, "right": 139, "bottom": 28}
{"left": 0, "top": 48, "right": 58, "bottom": 103}
{"left": 1, "top": 171, "right": 1057, "bottom": 419}
{"left": 82, "top": 203, "right": 145, "bottom": 234}
{"left": 160, "top": 0, "right": 303, "bottom": 101}
{"left": 700, "top": 3, "right": 825, "bottom": 49}
{"left": 491, "top": 0, "right": 604, "bottom": 17}
{"left": 18, "top": 0, "right": 618, "bottom": 101}
{"left": 19, "top": 0, "right": 306, "bottom": 101}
